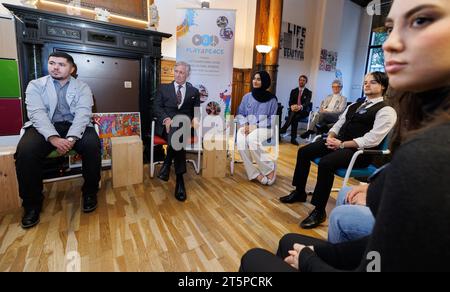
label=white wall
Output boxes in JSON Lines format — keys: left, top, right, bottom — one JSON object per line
{"left": 154, "top": 0, "right": 257, "bottom": 68}
{"left": 0, "top": 135, "right": 20, "bottom": 147}
{"left": 0, "top": 0, "right": 24, "bottom": 18}
{"left": 277, "top": 0, "right": 371, "bottom": 119}
{"left": 314, "top": 0, "right": 345, "bottom": 109}
{"left": 276, "top": 0, "right": 323, "bottom": 115}
{"left": 316, "top": 0, "right": 363, "bottom": 105}
{"left": 336, "top": 0, "right": 362, "bottom": 101}
{"left": 350, "top": 8, "right": 372, "bottom": 102}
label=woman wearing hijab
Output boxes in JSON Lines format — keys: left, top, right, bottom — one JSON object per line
{"left": 240, "top": 0, "right": 450, "bottom": 272}
{"left": 237, "top": 71, "right": 278, "bottom": 185}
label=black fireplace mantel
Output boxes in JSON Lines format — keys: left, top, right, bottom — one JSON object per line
{"left": 4, "top": 4, "right": 172, "bottom": 156}
{"left": 3, "top": 4, "right": 171, "bottom": 53}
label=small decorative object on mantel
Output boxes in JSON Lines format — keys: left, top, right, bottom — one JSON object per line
{"left": 147, "top": 3, "right": 159, "bottom": 31}
{"left": 94, "top": 7, "right": 111, "bottom": 22}
{"left": 20, "top": 0, "right": 37, "bottom": 8}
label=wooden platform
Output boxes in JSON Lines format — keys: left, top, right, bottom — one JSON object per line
{"left": 0, "top": 147, "right": 21, "bottom": 213}
{"left": 0, "top": 142, "right": 359, "bottom": 272}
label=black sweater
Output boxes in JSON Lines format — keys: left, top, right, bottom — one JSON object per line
{"left": 299, "top": 121, "right": 450, "bottom": 272}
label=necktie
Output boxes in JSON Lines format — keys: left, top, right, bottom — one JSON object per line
{"left": 356, "top": 100, "right": 372, "bottom": 113}
{"left": 297, "top": 89, "right": 304, "bottom": 106}
{"left": 177, "top": 85, "right": 183, "bottom": 106}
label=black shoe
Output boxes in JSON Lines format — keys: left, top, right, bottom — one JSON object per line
{"left": 300, "top": 209, "right": 327, "bottom": 229}
{"left": 290, "top": 139, "right": 299, "bottom": 146}
{"left": 300, "top": 130, "right": 316, "bottom": 139}
{"left": 21, "top": 208, "right": 41, "bottom": 229}
{"left": 300, "top": 130, "right": 315, "bottom": 139}
{"left": 279, "top": 190, "right": 307, "bottom": 204}
{"left": 83, "top": 195, "right": 98, "bottom": 213}
{"left": 158, "top": 164, "right": 171, "bottom": 182}
{"left": 175, "top": 177, "right": 187, "bottom": 202}
{"left": 280, "top": 127, "right": 287, "bottom": 135}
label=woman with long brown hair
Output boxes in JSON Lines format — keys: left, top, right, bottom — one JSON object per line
{"left": 240, "top": 0, "right": 450, "bottom": 272}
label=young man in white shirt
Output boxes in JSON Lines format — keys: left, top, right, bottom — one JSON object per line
{"left": 280, "top": 72, "right": 397, "bottom": 229}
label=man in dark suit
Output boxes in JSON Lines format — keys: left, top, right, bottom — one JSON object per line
{"left": 153, "top": 61, "right": 200, "bottom": 202}
{"left": 280, "top": 75, "right": 313, "bottom": 145}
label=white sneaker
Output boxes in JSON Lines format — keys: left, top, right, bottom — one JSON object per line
{"left": 267, "top": 165, "right": 277, "bottom": 186}
{"left": 255, "top": 174, "right": 268, "bottom": 185}
{"left": 267, "top": 172, "right": 277, "bottom": 186}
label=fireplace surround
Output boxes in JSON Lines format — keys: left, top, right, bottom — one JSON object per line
{"left": 4, "top": 4, "right": 171, "bottom": 155}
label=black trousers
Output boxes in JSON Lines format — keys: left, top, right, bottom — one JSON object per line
{"left": 239, "top": 234, "right": 327, "bottom": 272}
{"left": 282, "top": 110, "right": 310, "bottom": 139}
{"left": 315, "top": 114, "right": 339, "bottom": 134}
{"left": 292, "top": 140, "right": 371, "bottom": 210}
{"left": 240, "top": 233, "right": 369, "bottom": 272}
{"left": 15, "top": 123, "right": 101, "bottom": 210}
{"left": 161, "top": 128, "right": 187, "bottom": 176}
{"left": 316, "top": 112, "right": 340, "bottom": 128}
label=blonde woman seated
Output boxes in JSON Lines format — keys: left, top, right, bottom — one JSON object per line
{"left": 236, "top": 71, "right": 278, "bottom": 185}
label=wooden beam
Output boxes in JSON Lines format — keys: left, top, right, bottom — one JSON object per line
{"left": 253, "top": 0, "right": 271, "bottom": 67}
{"left": 267, "top": 0, "right": 283, "bottom": 66}
{"left": 252, "top": 0, "right": 283, "bottom": 93}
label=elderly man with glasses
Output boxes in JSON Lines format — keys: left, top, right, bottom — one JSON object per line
{"left": 300, "top": 80, "right": 347, "bottom": 139}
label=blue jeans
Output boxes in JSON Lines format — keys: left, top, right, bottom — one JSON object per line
{"left": 328, "top": 186, "right": 375, "bottom": 244}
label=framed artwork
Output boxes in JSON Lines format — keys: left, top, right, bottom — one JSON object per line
{"left": 319, "top": 49, "right": 338, "bottom": 72}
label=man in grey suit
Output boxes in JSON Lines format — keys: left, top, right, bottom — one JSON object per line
{"left": 300, "top": 80, "right": 347, "bottom": 138}
{"left": 15, "top": 52, "right": 101, "bottom": 229}
{"left": 153, "top": 61, "right": 200, "bottom": 202}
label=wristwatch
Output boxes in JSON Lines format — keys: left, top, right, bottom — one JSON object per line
{"left": 67, "top": 137, "right": 78, "bottom": 143}
{"left": 339, "top": 142, "right": 345, "bottom": 149}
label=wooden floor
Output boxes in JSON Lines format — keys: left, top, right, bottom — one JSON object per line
{"left": 0, "top": 141, "right": 359, "bottom": 272}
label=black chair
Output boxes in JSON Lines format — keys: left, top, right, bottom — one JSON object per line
{"left": 311, "top": 135, "right": 391, "bottom": 190}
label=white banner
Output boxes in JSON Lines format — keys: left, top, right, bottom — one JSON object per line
{"left": 176, "top": 8, "right": 236, "bottom": 124}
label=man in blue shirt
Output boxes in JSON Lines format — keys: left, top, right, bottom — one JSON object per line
{"left": 15, "top": 52, "right": 101, "bottom": 229}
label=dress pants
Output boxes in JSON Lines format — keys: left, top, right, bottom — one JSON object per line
{"left": 237, "top": 127, "right": 275, "bottom": 180}
{"left": 162, "top": 127, "right": 187, "bottom": 175}
{"left": 307, "top": 112, "right": 340, "bottom": 132}
{"left": 282, "top": 110, "right": 310, "bottom": 139}
{"left": 15, "top": 123, "right": 101, "bottom": 210}
{"left": 292, "top": 140, "right": 371, "bottom": 211}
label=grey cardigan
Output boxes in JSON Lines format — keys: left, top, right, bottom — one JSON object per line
{"left": 24, "top": 75, "right": 94, "bottom": 140}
